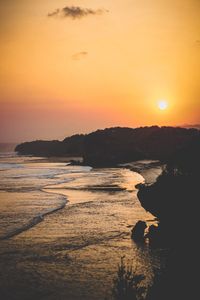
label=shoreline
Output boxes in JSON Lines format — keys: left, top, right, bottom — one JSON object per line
{"left": 0, "top": 191, "right": 68, "bottom": 241}
{"left": 0, "top": 153, "right": 162, "bottom": 299}
{"left": 119, "top": 160, "right": 164, "bottom": 185}
{"left": 0, "top": 155, "right": 161, "bottom": 242}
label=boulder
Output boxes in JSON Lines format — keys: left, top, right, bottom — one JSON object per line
{"left": 131, "top": 221, "right": 147, "bottom": 242}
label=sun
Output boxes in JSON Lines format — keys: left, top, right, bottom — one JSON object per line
{"left": 158, "top": 100, "right": 168, "bottom": 110}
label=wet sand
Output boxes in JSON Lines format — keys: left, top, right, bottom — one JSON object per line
{"left": 0, "top": 156, "right": 162, "bottom": 300}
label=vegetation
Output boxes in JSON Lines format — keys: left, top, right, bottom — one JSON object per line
{"left": 112, "top": 257, "right": 145, "bottom": 300}
{"left": 15, "top": 134, "right": 85, "bottom": 157}
{"left": 15, "top": 126, "right": 200, "bottom": 166}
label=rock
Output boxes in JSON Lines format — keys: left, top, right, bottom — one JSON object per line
{"left": 131, "top": 221, "right": 147, "bottom": 242}
{"left": 145, "top": 225, "right": 161, "bottom": 247}
{"left": 69, "top": 159, "right": 83, "bottom": 166}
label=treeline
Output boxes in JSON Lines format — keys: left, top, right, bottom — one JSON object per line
{"left": 15, "top": 134, "right": 85, "bottom": 157}
{"left": 15, "top": 126, "right": 200, "bottom": 165}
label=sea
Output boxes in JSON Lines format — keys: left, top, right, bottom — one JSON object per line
{"left": 0, "top": 145, "right": 163, "bottom": 300}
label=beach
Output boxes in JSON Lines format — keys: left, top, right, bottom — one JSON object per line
{"left": 0, "top": 153, "right": 162, "bottom": 300}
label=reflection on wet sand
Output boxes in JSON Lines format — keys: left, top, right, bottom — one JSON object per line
{"left": 0, "top": 157, "right": 161, "bottom": 300}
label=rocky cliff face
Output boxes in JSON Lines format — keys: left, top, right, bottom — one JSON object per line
{"left": 137, "top": 138, "right": 200, "bottom": 246}
{"left": 137, "top": 139, "right": 200, "bottom": 300}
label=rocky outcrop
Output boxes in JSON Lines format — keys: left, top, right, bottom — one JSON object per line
{"left": 131, "top": 221, "right": 147, "bottom": 242}
{"left": 136, "top": 139, "right": 200, "bottom": 299}
{"left": 137, "top": 139, "right": 200, "bottom": 230}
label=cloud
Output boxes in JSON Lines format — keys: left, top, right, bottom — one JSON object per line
{"left": 48, "top": 6, "right": 108, "bottom": 19}
{"left": 47, "top": 9, "right": 60, "bottom": 17}
{"left": 195, "top": 40, "right": 200, "bottom": 46}
{"left": 72, "top": 51, "right": 88, "bottom": 60}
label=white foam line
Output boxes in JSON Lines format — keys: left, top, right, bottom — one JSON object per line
{"left": 0, "top": 196, "right": 67, "bottom": 241}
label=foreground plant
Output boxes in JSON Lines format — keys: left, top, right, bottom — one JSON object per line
{"left": 112, "top": 257, "right": 146, "bottom": 300}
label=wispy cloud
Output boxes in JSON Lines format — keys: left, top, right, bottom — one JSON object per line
{"left": 48, "top": 6, "right": 108, "bottom": 19}
{"left": 195, "top": 40, "right": 200, "bottom": 47}
{"left": 47, "top": 9, "right": 60, "bottom": 17}
{"left": 72, "top": 51, "right": 88, "bottom": 60}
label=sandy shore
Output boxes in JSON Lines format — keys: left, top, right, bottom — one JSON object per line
{"left": 119, "top": 160, "right": 163, "bottom": 185}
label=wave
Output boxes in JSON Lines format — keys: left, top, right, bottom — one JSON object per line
{"left": 45, "top": 185, "right": 127, "bottom": 192}
{"left": 0, "top": 196, "right": 68, "bottom": 241}
{"left": 0, "top": 151, "right": 17, "bottom": 158}
{"left": 0, "top": 158, "right": 92, "bottom": 240}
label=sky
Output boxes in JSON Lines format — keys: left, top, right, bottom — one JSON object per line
{"left": 0, "top": 0, "right": 200, "bottom": 142}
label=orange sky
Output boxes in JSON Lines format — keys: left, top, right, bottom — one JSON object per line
{"left": 0, "top": 0, "right": 200, "bottom": 142}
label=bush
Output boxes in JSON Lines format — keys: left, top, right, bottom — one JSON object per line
{"left": 112, "top": 257, "right": 146, "bottom": 300}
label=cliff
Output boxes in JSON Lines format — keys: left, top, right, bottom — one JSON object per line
{"left": 137, "top": 138, "right": 200, "bottom": 226}
{"left": 136, "top": 139, "right": 200, "bottom": 300}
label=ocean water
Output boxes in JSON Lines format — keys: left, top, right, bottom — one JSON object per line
{"left": 0, "top": 152, "right": 161, "bottom": 300}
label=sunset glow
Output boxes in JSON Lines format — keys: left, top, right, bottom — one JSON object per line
{"left": 0, "top": 2, "right": 200, "bottom": 298}
{"left": 0, "top": 0, "right": 200, "bottom": 142}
